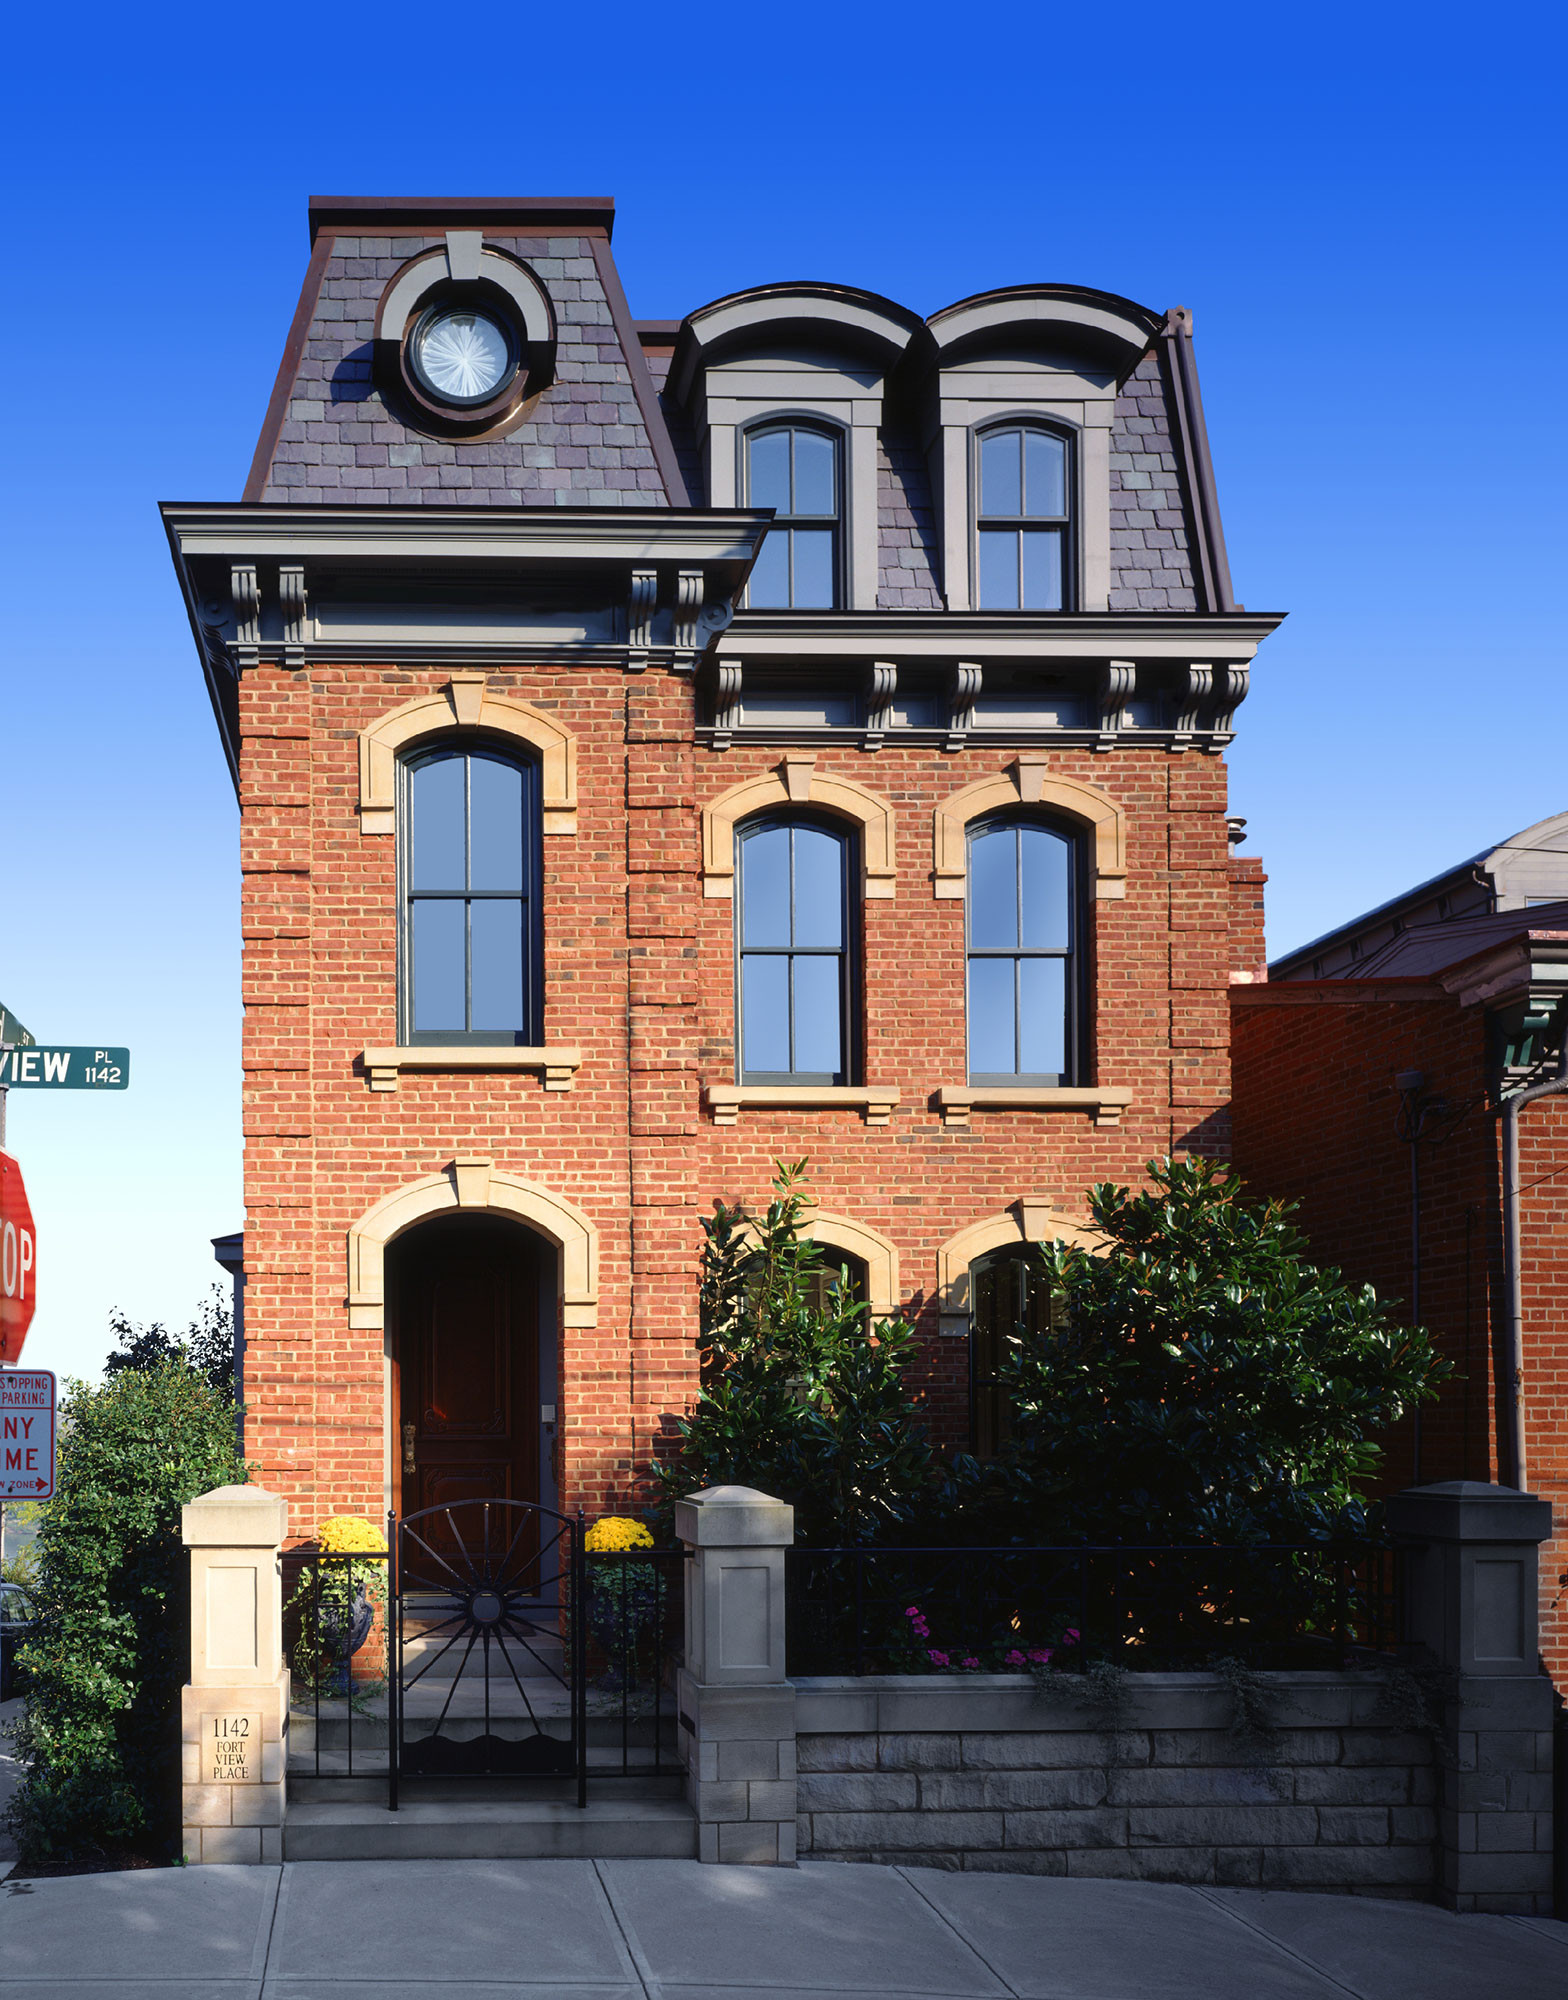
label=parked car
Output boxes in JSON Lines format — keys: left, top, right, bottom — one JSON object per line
{"left": 0, "top": 1581, "right": 36, "bottom": 1701}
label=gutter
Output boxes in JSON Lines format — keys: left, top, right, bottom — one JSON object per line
{"left": 1499, "top": 1025, "right": 1568, "bottom": 1490}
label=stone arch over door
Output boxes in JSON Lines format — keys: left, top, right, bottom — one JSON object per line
{"left": 936, "top": 1201, "right": 1103, "bottom": 1336}
{"left": 348, "top": 1158, "right": 598, "bottom": 1332}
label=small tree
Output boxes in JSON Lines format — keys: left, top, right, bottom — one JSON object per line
{"left": 939, "top": 1156, "right": 1450, "bottom": 1545}
{"left": 104, "top": 1285, "right": 235, "bottom": 1397}
{"left": 6, "top": 1360, "right": 246, "bottom": 1864}
{"left": 653, "top": 1164, "right": 932, "bottom": 1543}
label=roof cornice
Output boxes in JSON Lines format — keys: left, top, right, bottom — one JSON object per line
{"left": 306, "top": 195, "right": 616, "bottom": 242}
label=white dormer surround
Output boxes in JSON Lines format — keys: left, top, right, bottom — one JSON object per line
{"left": 919, "top": 289, "right": 1162, "bottom": 613}
{"left": 669, "top": 288, "right": 922, "bottom": 610}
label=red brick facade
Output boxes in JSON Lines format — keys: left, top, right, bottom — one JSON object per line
{"left": 239, "top": 656, "right": 1242, "bottom": 1531}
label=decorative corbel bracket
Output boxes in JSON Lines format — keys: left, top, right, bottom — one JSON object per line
{"left": 863, "top": 662, "right": 897, "bottom": 753}
{"left": 711, "top": 661, "right": 742, "bottom": 752}
{"left": 279, "top": 565, "right": 308, "bottom": 670}
{"left": 672, "top": 569, "right": 704, "bottom": 666}
{"left": 1095, "top": 660, "right": 1135, "bottom": 753}
{"left": 230, "top": 564, "right": 260, "bottom": 671}
{"left": 627, "top": 568, "right": 657, "bottom": 671}
{"left": 1208, "top": 663, "right": 1250, "bottom": 745}
{"left": 1170, "top": 663, "right": 1213, "bottom": 753}
{"left": 946, "top": 663, "right": 982, "bottom": 751}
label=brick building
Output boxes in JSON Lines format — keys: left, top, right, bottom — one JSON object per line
{"left": 1231, "top": 863, "right": 1568, "bottom": 1679}
{"left": 164, "top": 194, "right": 1281, "bottom": 1541}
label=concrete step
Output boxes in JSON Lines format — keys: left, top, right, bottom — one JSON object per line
{"left": 290, "top": 1772, "right": 684, "bottom": 1805}
{"left": 283, "top": 1783, "right": 697, "bottom": 1861}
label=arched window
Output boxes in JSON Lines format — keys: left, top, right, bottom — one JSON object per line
{"left": 967, "top": 817, "right": 1080, "bottom": 1083}
{"left": 804, "top": 1253, "right": 869, "bottom": 1320}
{"left": 744, "top": 423, "right": 841, "bottom": 608}
{"left": 970, "top": 1246, "right": 1058, "bottom": 1456}
{"left": 399, "top": 744, "right": 541, "bottom": 1044}
{"left": 736, "top": 817, "right": 854, "bottom": 1084}
{"left": 977, "top": 424, "right": 1071, "bottom": 610}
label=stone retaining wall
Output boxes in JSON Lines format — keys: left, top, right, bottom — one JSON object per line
{"left": 795, "top": 1672, "right": 1439, "bottom": 1895}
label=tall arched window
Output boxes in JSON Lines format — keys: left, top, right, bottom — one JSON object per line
{"left": 735, "top": 817, "right": 853, "bottom": 1083}
{"left": 399, "top": 744, "right": 542, "bottom": 1044}
{"left": 970, "top": 1246, "right": 1058, "bottom": 1456}
{"left": 967, "top": 817, "right": 1080, "bottom": 1083}
{"left": 977, "top": 424, "right": 1071, "bottom": 610}
{"left": 744, "top": 423, "right": 841, "bottom": 608}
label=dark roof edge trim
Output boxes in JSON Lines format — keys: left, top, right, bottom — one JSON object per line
{"left": 1269, "top": 851, "right": 1491, "bottom": 978}
{"left": 1157, "top": 308, "right": 1235, "bottom": 616}
{"left": 589, "top": 238, "right": 692, "bottom": 506}
{"left": 244, "top": 230, "right": 335, "bottom": 504}
{"left": 307, "top": 196, "right": 616, "bottom": 242}
{"left": 162, "top": 511, "right": 241, "bottom": 798}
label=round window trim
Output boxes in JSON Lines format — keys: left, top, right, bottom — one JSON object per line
{"left": 405, "top": 299, "right": 520, "bottom": 411}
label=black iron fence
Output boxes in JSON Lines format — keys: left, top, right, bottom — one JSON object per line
{"left": 582, "top": 1547, "right": 686, "bottom": 1778}
{"left": 281, "top": 1544, "right": 393, "bottom": 1784}
{"left": 786, "top": 1543, "right": 1401, "bottom": 1677}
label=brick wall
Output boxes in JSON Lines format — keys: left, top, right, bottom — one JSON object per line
{"left": 238, "top": 659, "right": 1240, "bottom": 1534}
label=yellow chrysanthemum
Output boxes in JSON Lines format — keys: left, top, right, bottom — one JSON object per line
{"left": 584, "top": 1515, "right": 655, "bottom": 1553}
{"left": 317, "top": 1515, "right": 388, "bottom": 1555}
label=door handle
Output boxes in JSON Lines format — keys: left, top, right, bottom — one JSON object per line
{"left": 402, "top": 1421, "right": 417, "bottom": 1475}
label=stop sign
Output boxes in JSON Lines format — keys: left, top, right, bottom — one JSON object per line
{"left": 0, "top": 1150, "right": 36, "bottom": 1363}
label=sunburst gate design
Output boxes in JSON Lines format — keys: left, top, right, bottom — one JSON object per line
{"left": 393, "top": 1498, "right": 587, "bottom": 1799}
{"left": 409, "top": 308, "right": 515, "bottom": 406}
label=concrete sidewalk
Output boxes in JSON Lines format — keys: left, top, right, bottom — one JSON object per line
{"left": 0, "top": 1859, "right": 1564, "bottom": 1999}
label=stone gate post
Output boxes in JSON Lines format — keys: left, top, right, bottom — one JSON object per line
{"left": 180, "top": 1484, "right": 289, "bottom": 1864}
{"left": 1386, "top": 1479, "right": 1555, "bottom": 1914}
{"left": 675, "top": 1484, "right": 797, "bottom": 1864}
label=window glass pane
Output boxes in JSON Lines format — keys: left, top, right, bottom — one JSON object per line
{"left": 410, "top": 755, "right": 466, "bottom": 890}
{"left": 793, "top": 430, "right": 837, "bottom": 516}
{"left": 1023, "top": 431, "right": 1066, "bottom": 517}
{"left": 468, "top": 755, "right": 523, "bottom": 892}
{"left": 791, "top": 826, "right": 844, "bottom": 948}
{"left": 791, "top": 954, "right": 843, "bottom": 1077}
{"left": 1018, "top": 956, "right": 1066, "bottom": 1077}
{"left": 980, "top": 430, "right": 1021, "bottom": 518}
{"left": 790, "top": 529, "right": 835, "bottom": 608}
{"left": 978, "top": 529, "right": 1019, "bottom": 609}
{"left": 469, "top": 899, "right": 525, "bottom": 1031}
{"left": 1019, "top": 528, "right": 1063, "bottom": 610}
{"left": 969, "top": 826, "right": 1019, "bottom": 948}
{"left": 1018, "top": 826, "right": 1071, "bottom": 950}
{"left": 411, "top": 899, "right": 466, "bottom": 1032}
{"left": 747, "top": 428, "right": 791, "bottom": 511}
{"left": 741, "top": 954, "right": 790, "bottom": 1075}
{"left": 747, "top": 532, "right": 791, "bottom": 609}
{"left": 740, "top": 826, "right": 791, "bottom": 947}
{"left": 967, "top": 956, "right": 1017, "bottom": 1075}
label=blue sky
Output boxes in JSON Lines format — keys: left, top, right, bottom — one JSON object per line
{"left": 2, "top": 0, "right": 1563, "bottom": 1382}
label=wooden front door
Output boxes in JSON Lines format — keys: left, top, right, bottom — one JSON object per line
{"left": 392, "top": 1215, "right": 539, "bottom": 1522}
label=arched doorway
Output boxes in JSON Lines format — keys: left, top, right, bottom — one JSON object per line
{"left": 387, "top": 1212, "right": 552, "bottom": 1520}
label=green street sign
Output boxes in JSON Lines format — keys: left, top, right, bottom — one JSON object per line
{"left": 0, "top": 1047, "right": 129, "bottom": 1090}
{"left": 0, "top": 1004, "right": 36, "bottom": 1049}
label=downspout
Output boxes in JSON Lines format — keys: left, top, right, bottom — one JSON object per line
{"left": 1499, "top": 1031, "right": 1568, "bottom": 1491}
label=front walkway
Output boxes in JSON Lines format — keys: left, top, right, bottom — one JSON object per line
{"left": 1, "top": 1858, "right": 1565, "bottom": 1998}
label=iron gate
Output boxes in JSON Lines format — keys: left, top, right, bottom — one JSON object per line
{"left": 391, "top": 1498, "right": 587, "bottom": 1808}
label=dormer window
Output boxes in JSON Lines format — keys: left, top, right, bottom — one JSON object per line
{"left": 977, "top": 425, "right": 1071, "bottom": 610}
{"left": 744, "top": 424, "right": 841, "bottom": 608}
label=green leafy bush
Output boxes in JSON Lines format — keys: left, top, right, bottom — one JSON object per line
{"left": 5, "top": 1361, "right": 245, "bottom": 1864}
{"left": 653, "top": 1164, "right": 932, "bottom": 1543}
{"left": 933, "top": 1156, "right": 1449, "bottom": 1546}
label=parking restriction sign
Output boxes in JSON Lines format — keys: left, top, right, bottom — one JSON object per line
{"left": 0, "top": 1370, "right": 54, "bottom": 1499}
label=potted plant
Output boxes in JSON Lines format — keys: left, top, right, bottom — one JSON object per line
{"left": 286, "top": 1515, "right": 389, "bottom": 1697}
{"left": 583, "top": 1515, "right": 659, "bottom": 1693}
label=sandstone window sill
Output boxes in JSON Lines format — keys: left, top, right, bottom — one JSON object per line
{"left": 935, "top": 1085, "right": 1132, "bottom": 1129}
{"left": 704, "top": 1085, "right": 900, "bottom": 1128}
{"left": 360, "top": 1046, "right": 582, "bottom": 1094}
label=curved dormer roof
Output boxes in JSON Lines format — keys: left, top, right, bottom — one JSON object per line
{"left": 669, "top": 282, "right": 924, "bottom": 404}
{"left": 925, "top": 283, "right": 1162, "bottom": 375}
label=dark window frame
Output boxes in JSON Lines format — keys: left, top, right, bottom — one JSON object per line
{"left": 396, "top": 739, "right": 544, "bottom": 1047}
{"left": 965, "top": 811, "right": 1087, "bottom": 1086}
{"left": 969, "top": 1245, "right": 1060, "bottom": 1458}
{"left": 742, "top": 418, "right": 845, "bottom": 610}
{"left": 974, "top": 419, "right": 1076, "bottom": 612}
{"left": 733, "top": 812, "right": 859, "bottom": 1086}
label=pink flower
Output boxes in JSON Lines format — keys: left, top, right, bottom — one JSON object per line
{"left": 904, "top": 1606, "right": 921, "bottom": 1618}
{"left": 927, "top": 1649, "right": 950, "bottom": 1666}
{"left": 961, "top": 1657, "right": 980, "bottom": 1669}
{"left": 1028, "top": 1648, "right": 1053, "bottom": 1664}
{"left": 1062, "top": 1628, "right": 1080, "bottom": 1644}
{"left": 1004, "top": 1649, "right": 1027, "bottom": 1667}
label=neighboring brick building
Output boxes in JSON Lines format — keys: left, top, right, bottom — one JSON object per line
{"left": 165, "top": 194, "right": 1281, "bottom": 1541}
{"left": 1231, "top": 877, "right": 1568, "bottom": 1679}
